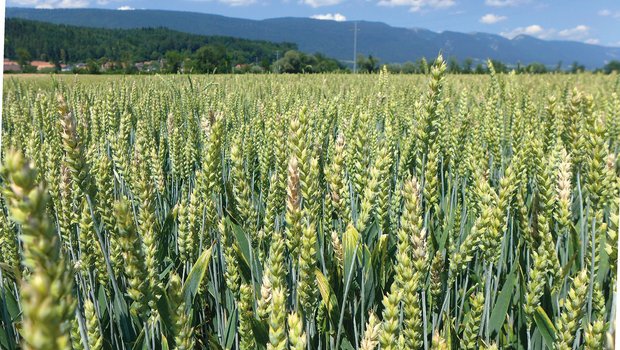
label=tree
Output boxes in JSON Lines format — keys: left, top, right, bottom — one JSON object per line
{"left": 516, "top": 61, "right": 523, "bottom": 73}
{"left": 86, "top": 59, "right": 100, "bottom": 74}
{"left": 276, "top": 50, "right": 302, "bottom": 73}
{"left": 191, "top": 44, "right": 228, "bottom": 73}
{"left": 15, "top": 48, "right": 31, "bottom": 69}
{"left": 271, "top": 50, "right": 344, "bottom": 74}
{"left": 260, "top": 57, "right": 270, "bottom": 71}
{"left": 123, "top": 58, "right": 138, "bottom": 74}
{"left": 604, "top": 60, "right": 620, "bottom": 74}
{"left": 526, "top": 62, "right": 547, "bottom": 74}
{"left": 570, "top": 61, "right": 585, "bottom": 74}
{"left": 356, "top": 54, "right": 379, "bottom": 73}
{"left": 419, "top": 57, "right": 429, "bottom": 74}
{"left": 164, "top": 51, "right": 184, "bottom": 73}
{"left": 60, "top": 48, "right": 67, "bottom": 64}
{"left": 448, "top": 56, "right": 461, "bottom": 73}
{"left": 462, "top": 58, "right": 473, "bottom": 74}
{"left": 489, "top": 59, "right": 508, "bottom": 73}
{"left": 314, "top": 52, "right": 345, "bottom": 72}
{"left": 401, "top": 61, "right": 417, "bottom": 74}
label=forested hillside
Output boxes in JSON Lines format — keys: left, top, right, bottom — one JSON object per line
{"left": 5, "top": 18, "right": 297, "bottom": 72}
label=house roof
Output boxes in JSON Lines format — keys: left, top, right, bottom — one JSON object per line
{"left": 4, "top": 63, "right": 21, "bottom": 72}
{"left": 30, "top": 61, "right": 56, "bottom": 70}
{"left": 4, "top": 59, "right": 21, "bottom": 71}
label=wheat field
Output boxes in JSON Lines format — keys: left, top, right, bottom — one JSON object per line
{"left": 0, "top": 58, "right": 619, "bottom": 350}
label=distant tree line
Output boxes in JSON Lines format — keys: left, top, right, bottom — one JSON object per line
{"left": 271, "top": 51, "right": 346, "bottom": 73}
{"left": 357, "top": 54, "right": 620, "bottom": 75}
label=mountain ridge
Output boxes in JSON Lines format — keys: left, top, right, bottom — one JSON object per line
{"left": 6, "top": 7, "right": 620, "bottom": 68}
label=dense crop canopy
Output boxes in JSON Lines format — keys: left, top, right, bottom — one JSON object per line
{"left": 0, "top": 60, "right": 618, "bottom": 349}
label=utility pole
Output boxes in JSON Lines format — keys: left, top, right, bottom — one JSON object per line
{"left": 353, "top": 21, "right": 358, "bottom": 73}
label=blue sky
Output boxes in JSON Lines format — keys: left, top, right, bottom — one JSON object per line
{"left": 7, "top": 0, "right": 620, "bottom": 47}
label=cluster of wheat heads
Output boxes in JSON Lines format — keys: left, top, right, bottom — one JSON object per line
{"left": 0, "top": 59, "right": 619, "bottom": 350}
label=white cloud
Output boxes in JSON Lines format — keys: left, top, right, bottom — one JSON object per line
{"left": 311, "top": 13, "right": 346, "bottom": 21}
{"left": 376, "top": 0, "right": 455, "bottom": 12}
{"left": 598, "top": 9, "right": 620, "bottom": 18}
{"left": 217, "top": 0, "right": 256, "bottom": 5}
{"left": 485, "top": 0, "right": 525, "bottom": 7}
{"left": 8, "top": 0, "right": 39, "bottom": 5}
{"left": 501, "top": 24, "right": 601, "bottom": 45}
{"left": 11, "top": 0, "right": 259, "bottom": 7}
{"left": 303, "top": 0, "right": 342, "bottom": 7}
{"left": 97, "top": 0, "right": 130, "bottom": 5}
{"left": 557, "top": 25, "right": 589, "bottom": 40}
{"left": 479, "top": 13, "right": 506, "bottom": 24}
{"left": 501, "top": 24, "right": 548, "bottom": 39}
{"left": 10, "top": 0, "right": 89, "bottom": 7}
{"left": 180, "top": 0, "right": 258, "bottom": 5}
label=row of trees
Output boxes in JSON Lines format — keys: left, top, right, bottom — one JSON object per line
{"left": 357, "top": 54, "right": 620, "bottom": 74}
{"left": 13, "top": 47, "right": 620, "bottom": 75}
{"left": 57, "top": 49, "right": 346, "bottom": 74}
{"left": 271, "top": 51, "right": 346, "bottom": 73}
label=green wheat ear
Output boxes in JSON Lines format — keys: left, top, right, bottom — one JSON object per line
{"left": 168, "top": 272, "right": 195, "bottom": 350}
{"left": 238, "top": 283, "right": 257, "bottom": 350}
{"left": 268, "top": 287, "right": 287, "bottom": 350}
{"left": 298, "top": 222, "right": 318, "bottom": 315}
{"left": 379, "top": 285, "right": 401, "bottom": 350}
{"left": 461, "top": 291, "right": 485, "bottom": 350}
{"left": 3, "top": 149, "right": 75, "bottom": 350}
{"left": 84, "top": 298, "right": 103, "bottom": 350}
{"left": 220, "top": 217, "right": 240, "bottom": 295}
{"left": 287, "top": 311, "right": 306, "bottom": 350}
{"left": 360, "top": 311, "right": 381, "bottom": 350}
{"left": 0, "top": 207, "right": 20, "bottom": 280}
{"left": 285, "top": 154, "right": 302, "bottom": 261}
{"left": 70, "top": 315, "right": 85, "bottom": 350}
{"left": 584, "top": 319, "right": 607, "bottom": 350}
{"left": 555, "top": 269, "right": 589, "bottom": 350}
{"left": 432, "top": 330, "right": 449, "bottom": 350}
{"left": 114, "top": 198, "right": 149, "bottom": 321}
